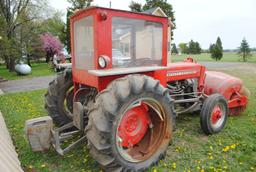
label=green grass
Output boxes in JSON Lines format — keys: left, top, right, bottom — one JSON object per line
{"left": 0, "top": 62, "right": 55, "bottom": 80}
{"left": 172, "top": 53, "right": 256, "bottom": 62}
{"left": 0, "top": 67, "right": 255, "bottom": 171}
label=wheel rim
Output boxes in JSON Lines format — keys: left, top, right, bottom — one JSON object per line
{"left": 210, "top": 104, "right": 225, "bottom": 129}
{"left": 116, "top": 98, "right": 169, "bottom": 162}
{"left": 63, "top": 87, "right": 74, "bottom": 118}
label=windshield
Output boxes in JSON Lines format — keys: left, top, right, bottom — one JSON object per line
{"left": 112, "top": 17, "right": 163, "bottom": 68}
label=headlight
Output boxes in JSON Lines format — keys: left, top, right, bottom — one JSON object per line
{"left": 98, "top": 56, "right": 107, "bottom": 68}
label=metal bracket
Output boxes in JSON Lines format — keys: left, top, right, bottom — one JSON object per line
{"left": 51, "top": 122, "right": 86, "bottom": 156}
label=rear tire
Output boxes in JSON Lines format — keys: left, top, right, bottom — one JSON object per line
{"left": 45, "top": 69, "right": 73, "bottom": 126}
{"left": 86, "top": 75, "right": 175, "bottom": 171}
{"left": 200, "top": 94, "right": 228, "bottom": 135}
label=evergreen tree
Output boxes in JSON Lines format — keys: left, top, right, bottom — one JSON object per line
{"left": 210, "top": 37, "right": 223, "bottom": 61}
{"left": 238, "top": 38, "right": 252, "bottom": 62}
{"left": 195, "top": 42, "right": 201, "bottom": 54}
{"left": 209, "top": 44, "right": 214, "bottom": 54}
{"left": 216, "top": 37, "right": 223, "bottom": 51}
{"left": 171, "top": 43, "right": 178, "bottom": 54}
{"left": 187, "top": 40, "right": 201, "bottom": 54}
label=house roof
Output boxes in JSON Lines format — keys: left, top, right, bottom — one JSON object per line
{"left": 142, "top": 7, "right": 167, "bottom": 17}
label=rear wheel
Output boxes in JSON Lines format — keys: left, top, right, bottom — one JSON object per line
{"left": 86, "top": 75, "right": 175, "bottom": 171}
{"left": 45, "top": 69, "right": 73, "bottom": 126}
{"left": 200, "top": 94, "right": 228, "bottom": 135}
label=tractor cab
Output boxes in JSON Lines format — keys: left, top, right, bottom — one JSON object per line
{"left": 70, "top": 7, "right": 169, "bottom": 90}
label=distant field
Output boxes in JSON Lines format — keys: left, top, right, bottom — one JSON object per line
{"left": 172, "top": 53, "right": 256, "bottom": 62}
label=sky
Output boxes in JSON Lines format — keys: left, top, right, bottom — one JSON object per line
{"left": 50, "top": 0, "right": 256, "bottom": 49}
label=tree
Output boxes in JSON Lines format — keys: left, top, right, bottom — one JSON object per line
{"left": 179, "top": 43, "right": 188, "bottom": 54}
{"left": 129, "top": 0, "right": 176, "bottom": 40}
{"left": 0, "top": 0, "right": 49, "bottom": 71}
{"left": 129, "top": 1, "right": 142, "bottom": 12}
{"left": 0, "top": 0, "right": 31, "bottom": 71}
{"left": 66, "top": 0, "right": 93, "bottom": 53}
{"left": 209, "top": 44, "right": 214, "bottom": 54}
{"left": 210, "top": 44, "right": 222, "bottom": 61}
{"left": 171, "top": 43, "right": 178, "bottom": 54}
{"left": 195, "top": 42, "right": 201, "bottom": 54}
{"left": 238, "top": 38, "right": 252, "bottom": 62}
{"left": 68, "top": 0, "right": 92, "bottom": 9}
{"left": 187, "top": 40, "right": 201, "bottom": 54}
{"left": 210, "top": 37, "right": 223, "bottom": 61}
{"left": 216, "top": 37, "right": 223, "bottom": 51}
{"left": 40, "top": 33, "right": 63, "bottom": 63}
{"left": 66, "top": 9, "right": 73, "bottom": 53}
{"left": 40, "top": 11, "right": 66, "bottom": 44}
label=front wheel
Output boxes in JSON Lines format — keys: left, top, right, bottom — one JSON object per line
{"left": 200, "top": 94, "right": 228, "bottom": 135}
{"left": 86, "top": 75, "right": 175, "bottom": 171}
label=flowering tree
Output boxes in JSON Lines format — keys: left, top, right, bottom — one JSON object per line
{"left": 40, "top": 33, "right": 63, "bottom": 63}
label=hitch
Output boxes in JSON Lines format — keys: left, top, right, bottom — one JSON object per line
{"left": 25, "top": 102, "right": 87, "bottom": 155}
{"left": 51, "top": 122, "right": 86, "bottom": 155}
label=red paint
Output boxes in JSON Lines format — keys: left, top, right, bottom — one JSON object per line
{"left": 204, "top": 71, "right": 248, "bottom": 113}
{"left": 211, "top": 106, "right": 222, "bottom": 124}
{"left": 70, "top": 7, "right": 248, "bottom": 115}
{"left": 118, "top": 103, "right": 150, "bottom": 147}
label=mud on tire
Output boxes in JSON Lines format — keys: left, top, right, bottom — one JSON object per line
{"left": 86, "top": 75, "right": 176, "bottom": 171}
{"left": 45, "top": 69, "right": 73, "bottom": 126}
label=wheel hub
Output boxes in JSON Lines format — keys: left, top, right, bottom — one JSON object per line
{"left": 211, "top": 106, "right": 222, "bottom": 124}
{"left": 118, "top": 103, "right": 151, "bottom": 147}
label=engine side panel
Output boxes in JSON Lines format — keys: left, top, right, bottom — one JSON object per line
{"left": 166, "top": 62, "right": 206, "bottom": 91}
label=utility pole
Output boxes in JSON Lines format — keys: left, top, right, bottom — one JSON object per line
{"left": 109, "top": 1, "right": 112, "bottom": 8}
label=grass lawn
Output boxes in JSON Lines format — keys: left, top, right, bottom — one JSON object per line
{"left": 172, "top": 53, "right": 256, "bottom": 62}
{"left": 0, "top": 67, "right": 255, "bottom": 171}
{"left": 0, "top": 62, "right": 55, "bottom": 80}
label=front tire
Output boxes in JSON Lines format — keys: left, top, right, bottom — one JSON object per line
{"left": 86, "top": 75, "right": 175, "bottom": 171}
{"left": 200, "top": 94, "right": 228, "bottom": 135}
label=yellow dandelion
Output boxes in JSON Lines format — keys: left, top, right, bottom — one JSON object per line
{"left": 172, "top": 162, "right": 176, "bottom": 169}
{"left": 200, "top": 169, "right": 205, "bottom": 172}
{"left": 230, "top": 144, "right": 236, "bottom": 149}
{"left": 41, "top": 164, "right": 46, "bottom": 168}
{"left": 209, "top": 156, "right": 213, "bottom": 160}
{"left": 153, "top": 168, "right": 157, "bottom": 172}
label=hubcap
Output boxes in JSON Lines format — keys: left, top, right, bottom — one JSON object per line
{"left": 210, "top": 104, "right": 225, "bottom": 129}
{"left": 116, "top": 98, "right": 169, "bottom": 162}
{"left": 118, "top": 103, "right": 151, "bottom": 147}
{"left": 211, "top": 106, "right": 222, "bottom": 124}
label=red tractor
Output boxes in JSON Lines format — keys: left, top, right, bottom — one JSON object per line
{"left": 45, "top": 7, "right": 249, "bottom": 171}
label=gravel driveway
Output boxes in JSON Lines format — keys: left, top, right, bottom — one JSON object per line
{"left": 0, "top": 75, "right": 55, "bottom": 94}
